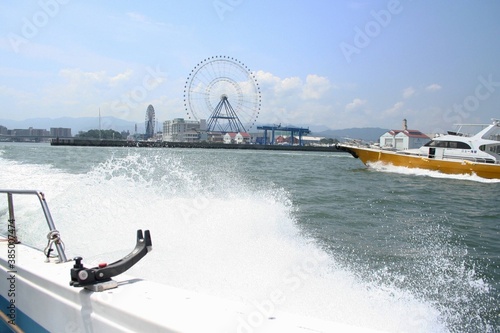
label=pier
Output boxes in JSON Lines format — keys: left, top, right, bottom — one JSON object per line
{"left": 50, "top": 138, "right": 341, "bottom": 152}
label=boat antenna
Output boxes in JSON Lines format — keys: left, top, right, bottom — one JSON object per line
{"left": 99, "top": 108, "right": 102, "bottom": 140}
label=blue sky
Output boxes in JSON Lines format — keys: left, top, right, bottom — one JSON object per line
{"left": 1, "top": 0, "right": 500, "bottom": 133}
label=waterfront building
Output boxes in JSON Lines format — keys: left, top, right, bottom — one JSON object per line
{"left": 223, "top": 132, "right": 237, "bottom": 144}
{"left": 13, "top": 127, "right": 50, "bottom": 137}
{"left": 162, "top": 118, "right": 207, "bottom": 142}
{"left": 379, "top": 120, "right": 429, "bottom": 150}
{"left": 301, "top": 136, "right": 324, "bottom": 145}
{"left": 222, "top": 132, "right": 252, "bottom": 144}
{"left": 276, "top": 135, "right": 298, "bottom": 145}
{"left": 50, "top": 127, "right": 72, "bottom": 137}
{"left": 237, "top": 132, "right": 251, "bottom": 144}
{"left": 379, "top": 130, "right": 429, "bottom": 150}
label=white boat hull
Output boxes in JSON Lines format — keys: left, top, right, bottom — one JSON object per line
{"left": 0, "top": 242, "right": 383, "bottom": 333}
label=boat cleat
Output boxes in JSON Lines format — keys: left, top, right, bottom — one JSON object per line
{"left": 69, "top": 229, "right": 152, "bottom": 291}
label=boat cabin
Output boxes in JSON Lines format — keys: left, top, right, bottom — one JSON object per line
{"left": 419, "top": 119, "right": 500, "bottom": 163}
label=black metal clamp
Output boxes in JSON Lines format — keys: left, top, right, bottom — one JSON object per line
{"left": 70, "top": 230, "right": 152, "bottom": 291}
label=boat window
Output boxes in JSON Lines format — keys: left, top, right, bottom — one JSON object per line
{"left": 437, "top": 141, "right": 448, "bottom": 147}
{"left": 488, "top": 145, "right": 500, "bottom": 154}
{"left": 484, "top": 125, "right": 500, "bottom": 141}
{"left": 423, "top": 140, "right": 471, "bottom": 149}
{"left": 455, "top": 142, "right": 471, "bottom": 149}
{"left": 488, "top": 134, "right": 500, "bottom": 142}
{"left": 424, "top": 141, "right": 437, "bottom": 147}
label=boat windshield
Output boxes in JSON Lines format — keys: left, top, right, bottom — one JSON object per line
{"left": 451, "top": 124, "right": 490, "bottom": 137}
{"left": 483, "top": 126, "right": 500, "bottom": 142}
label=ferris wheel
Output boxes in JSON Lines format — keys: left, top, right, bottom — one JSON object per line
{"left": 184, "top": 56, "right": 261, "bottom": 133}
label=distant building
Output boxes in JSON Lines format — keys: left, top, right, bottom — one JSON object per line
{"left": 162, "top": 118, "right": 207, "bottom": 142}
{"left": 301, "top": 136, "right": 323, "bottom": 145}
{"left": 145, "top": 105, "right": 156, "bottom": 140}
{"left": 223, "top": 132, "right": 251, "bottom": 144}
{"left": 223, "top": 132, "right": 237, "bottom": 144}
{"left": 50, "top": 127, "right": 72, "bottom": 137}
{"left": 276, "top": 135, "right": 299, "bottom": 145}
{"left": 0, "top": 125, "right": 7, "bottom": 135}
{"left": 13, "top": 127, "right": 50, "bottom": 137}
{"left": 379, "top": 119, "right": 430, "bottom": 149}
{"left": 237, "top": 132, "right": 251, "bottom": 144}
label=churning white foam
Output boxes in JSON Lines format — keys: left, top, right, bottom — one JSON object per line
{"left": 0, "top": 152, "right": 449, "bottom": 332}
{"left": 367, "top": 161, "right": 500, "bottom": 183}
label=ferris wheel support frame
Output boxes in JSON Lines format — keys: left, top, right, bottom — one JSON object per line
{"left": 207, "top": 95, "right": 248, "bottom": 133}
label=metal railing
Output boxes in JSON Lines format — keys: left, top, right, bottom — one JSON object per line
{"left": 0, "top": 189, "right": 68, "bottom": 263}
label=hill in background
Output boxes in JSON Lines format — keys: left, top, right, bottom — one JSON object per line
{"left": 0, "top": 117, "right": 388, "bottom": 141}
{"left": 312, "top": 127, "right": 389, "bottom": 142}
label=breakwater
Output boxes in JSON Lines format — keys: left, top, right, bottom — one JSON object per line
{"left": 50, "top": 138, "right": 341, "bottom": 152}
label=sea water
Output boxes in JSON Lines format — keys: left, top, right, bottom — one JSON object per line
{"left": 0, "top": 142, "right": 498, "bottom": 332}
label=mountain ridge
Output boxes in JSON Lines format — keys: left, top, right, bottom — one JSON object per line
{"left": 0, "top": 117, "right": 388, "bottom": 141}
{"left": 312, "top": 127, "right": 389, "bottom": 142}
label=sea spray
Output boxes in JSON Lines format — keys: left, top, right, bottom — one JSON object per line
{"left": 56, "top": 150, "right": 447, "bottom": 332}
{"left": 1, "top": 145, "right": 496, "bottom": 332}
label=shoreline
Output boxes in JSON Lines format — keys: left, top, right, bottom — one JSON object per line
{"left": 50, "top": 138, "right": 342, "bottom": 152}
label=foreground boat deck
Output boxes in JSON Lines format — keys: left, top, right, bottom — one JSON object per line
{"left": 0, "top": 242, "right": 383, "bottom": 333}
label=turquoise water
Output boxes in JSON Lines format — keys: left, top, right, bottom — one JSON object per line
{"left": 0, "top": 142, "right": 498, "bottom": 332}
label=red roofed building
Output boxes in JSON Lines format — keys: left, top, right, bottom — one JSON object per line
{"left": 223, "top": 132, "right": 251, "bottom": 144}
{"left": 236, "top": 132, "right": 251, "bottom": 144}
{"left": 223, "top": 132, "right": 237, "bottom": 144}
{"left": 379, "top": 119, "right": 430, "bottom": 149}
{"left": 275, "top": 135, "right": 298, "bottom": 145}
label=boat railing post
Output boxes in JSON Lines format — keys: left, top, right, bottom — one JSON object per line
{"left": 0, "top": 189, "right": 69, "bottom": 263}
{"left": 7, "top": 193, "right": 18, "bottom": 244}
{"left": 36, "top": 191, "right": 68, "bottom": 263}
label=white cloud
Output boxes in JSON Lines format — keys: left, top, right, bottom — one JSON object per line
{"left": 59, "top": 68, "right": 106, "bottom": 83}
{"left": 0, "top": 85, "right": 32, "bottom": 100}
{"left": 127, "top": 12, "right": 147, "bottom": 23}
{"left": 126, "top": 12, "right": 165, "bottom": 27}
{"left": 345, "top": 98, "right": 367, "bottom": 110}
{"left": 109, "top": 69, "right": 133, "bottom": 86}
{"left": 25, "top": 67, "right": 169, "bottom": 120}
{"left": 403, "top": 87, "right": 415, "bottom": 99}
{"left": 277, "top": 76, "right": 302, "bottom": 94}
{"left": 59, "top": 68, "right": 135, "bottom": 88}
{"left": 301, "top": 74, "right": 331, "bottom": 100}
{"left": 255, "top": 71, "right": 331, "bottom": 100}
{"left": 348, "top": 1, "right": 370, "bottom": 10}
{"left": 426, "top": 83, "right": 442, "bottom": 92}
{"left": 384, "top": 101, "right": 404, "bottom": 115}
{"left": 253, "top": 70, "right": 336, "bottom": 126}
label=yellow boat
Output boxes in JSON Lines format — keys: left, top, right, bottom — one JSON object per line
{"left": 337, "top": 119, "right": 500, "bottom": 179}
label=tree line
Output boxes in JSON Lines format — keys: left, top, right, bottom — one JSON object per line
{"left": 76, "top": 129, "right": 124, "bottom": 140}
